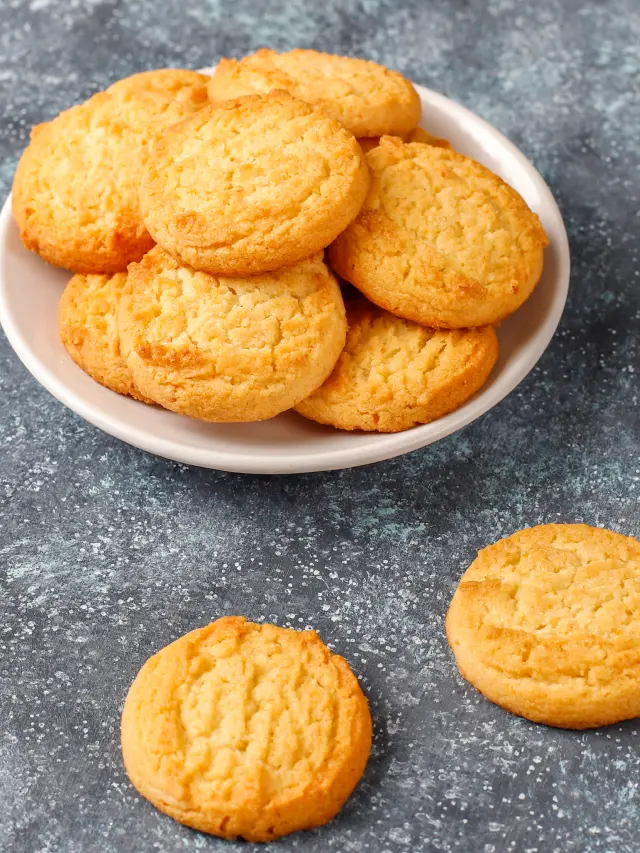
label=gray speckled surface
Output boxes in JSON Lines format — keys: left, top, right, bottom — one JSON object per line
{"left": 1, "top": 0, "right": 640, "bottom": 851}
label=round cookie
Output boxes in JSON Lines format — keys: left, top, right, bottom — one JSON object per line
{"left": 12, "top": 71, "right": 208, "bottom": 274}
{"left": 118, "top": 247, "right": 347, "bottom": 422}
{"left": 329, "top": 136, "right": 548, "bottom": 329}
{"left": 121, "top": 616, "right": 372, "bottom": 841}
{"left": 446, "top": 524, "right": 640, "bottom": 729}
{"left": 140, "top": 91, "right": 370, "bottom": 276}
{"left": 59, "top": 271, "right": 149, "bottom": 402}
{"left": 207, "top": 49, "right": 421, "bottom": 138}
{"left": 295, "top": 299, "right": 498, "bottom": 432}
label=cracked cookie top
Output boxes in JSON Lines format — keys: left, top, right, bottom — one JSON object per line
{"left": 121, "top": 616, "right": 372, "bottom": 841}
{"left": 118, "top": 247, "right": 347, "bottom": 422}
{"left": 329, "top": 136, "right": 548, "bottom": 329}
{"left": 59, "top": 270, "right": 150, "bottom": 402}
{"left": 446, "top": 523, "right": 640, "bottom": 728}
{"left": 295, "top": 298, "right": 498, "bottom": 432}
{"left": 12, "top": 71, "right": 209, "bottom": 274}
{"left": 207, "top": 48, "right": 421, "bottom": 138}
{"left": 140, "top": 90, "right": 370, "bottom": 276}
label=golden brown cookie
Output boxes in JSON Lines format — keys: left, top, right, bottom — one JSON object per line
{"left": 330, "top": 136, "right": 548, "bottom": 329}
{"left": 446, "top": 524, "right": 640, "bottom": 729}
{"left": 140, "top": 91, "right": 370, "bottom": 276}
{"left": 208, "top": 49, "right": 421, "bottom": 138}
{"left": 358, "top": 128, "right": 451, "bottom": 154}
{"left": 121, "top": 616, "right": 372, "bottom": 841}
{"left": 295, "top": 299, "right": 498, "bottom": 432}
{"left": 106, "top": 68, "right": 209, "bottom": 116}
{"left": 406, "top": 126, "right": 452, "bottom": 148}
{"left": 59, "top": 271, "right": 149, "bottom": 401}
{"left": 118, "top": 247, "right": 347, "bottom": 422}
{"left": 12, "top": 70, "right": 208, "bottom": 274}
{"left": 357, "top": 137, "right": 382, "bottom": 154}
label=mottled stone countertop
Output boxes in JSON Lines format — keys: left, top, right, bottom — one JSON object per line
{"left": 1, "top": 1, "right": 639, "bottom": 851}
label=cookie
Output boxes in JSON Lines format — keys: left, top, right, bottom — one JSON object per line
{"left": 59, "top": 271, "right": 149, "bottom": 402}
{"left": 446, "top": 524, "right": 640, "bottom": 729}
{"left": 295, "top": 299, "right": 498, "bottom": 432}
{"left": 106, "top": 68, "right": 209, "bottom": 117}
{"left": 357, "top": 137, "right": 382, "bottom": 154}
{"left": 207, "top": 49, "right": 421, "bottom": 138}
{"left": 140, "top": 91, "right": 370, "bottom": 276}
{"left": 12, "top": 70, "right": 208, "bottom": 274}
{"left": 358, "top": 128, "right": 451, "bottom": 154}
{"left": 118, "top": 247, "right": 347, "bottom": 422}
{"left": 121, "top": 616, "right": 372, "bottom": 841}
{"left": 406, "top": 126, "right": 452, "bottom": 148}
{"left": 329, "top": 136, "right": 548, "bottom": 329}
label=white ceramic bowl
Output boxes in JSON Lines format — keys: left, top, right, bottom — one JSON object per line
{"left": 0, "top": 79, "right": 570, "bottom": 474}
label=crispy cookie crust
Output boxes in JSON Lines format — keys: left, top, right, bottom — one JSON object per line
{"left": 295, "top": 298, "right": 498, "bottom": 432}
{"left": 208, "top": 49, "right": 421, "bottom": 138}
{"left": 330, "top": 136, "right": 548, "bottom": 329}
{"left": 12, "top": 70, "right": 208, "bottom": 273}
{"left": 140, "top": 91, "right": 370, "bottom": 276}
{"left": 358, "top": 128, "right": 451, "bottom": 154}
{"left": 446, "top": 524, "right": 640, "bottom": 729}
{"left": 118, "top": 247, "right": 347, "bottom": 422}
{"left": 59, "top": 271, "right": 149, "bottom": 402}
{"left": 121, "top": 616, "right": 372, "bottom": 841}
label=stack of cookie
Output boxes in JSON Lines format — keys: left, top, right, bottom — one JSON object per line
{"left": 13, "top": 50, "right": 548, "bottom": 433}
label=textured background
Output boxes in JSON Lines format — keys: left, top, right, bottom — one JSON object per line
{"left": 1, "top": 1, "right": 639, "bottom": 851}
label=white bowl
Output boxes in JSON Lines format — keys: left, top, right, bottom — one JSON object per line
{"left": 0, "top": 80, "right": 570, "bottom": 474}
